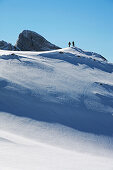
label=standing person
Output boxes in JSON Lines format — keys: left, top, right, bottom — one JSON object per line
{"left": 72, "top": 41, "right": 75, "bottom": 47}
{"left": 68, "top": 42, "right": 71, "bottom": 47}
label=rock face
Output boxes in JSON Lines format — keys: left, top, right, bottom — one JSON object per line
{"left": 0, "top": 40, "right": 19, "bottom": 51}
{"left": 15, "top": 30, "right": 61, "bottom": 51}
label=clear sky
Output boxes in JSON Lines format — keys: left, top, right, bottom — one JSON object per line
{"left": 0, "top": 0, "right": 113, "bottom": 62}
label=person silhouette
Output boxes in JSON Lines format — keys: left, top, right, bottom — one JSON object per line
{"left": 72, "top": 41, "right": 75, "bottom": 47}
{"left": 68, "top": 42, "right": 71, "bottom": 47}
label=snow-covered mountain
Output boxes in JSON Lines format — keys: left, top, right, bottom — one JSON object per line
{"left": 0, "top": 47, "right": 113, "bottom": 170}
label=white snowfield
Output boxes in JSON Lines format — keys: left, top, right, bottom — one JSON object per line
{"left": 0, "top": 47, "right": 113, "bottom": 170}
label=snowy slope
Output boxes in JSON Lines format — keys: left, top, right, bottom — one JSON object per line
{"left": 0, "top": 47, "right": 113, "bottom": 170}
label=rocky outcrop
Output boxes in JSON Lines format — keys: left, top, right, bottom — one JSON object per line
{"left": 15, "top": 30, "right": 61, "bottom": 51}
{"left": 0, "top": 40, "right": 19, "bottom": 51}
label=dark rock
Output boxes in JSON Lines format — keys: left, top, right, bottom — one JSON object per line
{"left": 59, "top": 51, "right": 64, "bottom": 54}
{"left": 15, "top": 30, "right": 61, "bottom": 51}
{"left": 0, "top": 40, "right": 19, "bottom": 51}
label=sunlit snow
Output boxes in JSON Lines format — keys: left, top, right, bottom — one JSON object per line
{"left": 0, "top": 47, "right": 113, "bottom": 170}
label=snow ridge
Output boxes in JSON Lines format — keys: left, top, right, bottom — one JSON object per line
{"left": 0, "top": 47, "right": 113, "bottom": 170}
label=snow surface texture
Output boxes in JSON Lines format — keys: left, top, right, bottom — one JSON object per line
{"left": 0, "top": 47, "right": 113, "bottom": 170}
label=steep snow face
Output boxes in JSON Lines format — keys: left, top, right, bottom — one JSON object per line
{"left": 15, "top": 30, "right": 61, "bottom": 51}
{"left": 0, "top": 47, "right": 113, "bottom": 169}
{"left": 0, "top": 40, "right": 19, "bottom": 51}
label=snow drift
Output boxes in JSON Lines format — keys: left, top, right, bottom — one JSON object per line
{"left": 0, "top": 47, "right": 113, "bottom": 170}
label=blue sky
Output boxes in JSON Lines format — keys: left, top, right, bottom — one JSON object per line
{"left": 0, "top": 0, "right": 113, "bottom": 61}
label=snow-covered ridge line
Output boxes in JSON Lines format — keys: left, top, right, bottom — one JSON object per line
{"left": 0, "top": 47, "right": 112, "bottom": 74}
{"left": 0, "top": 47, "right": 113, "bottom": 136}
{"left": 0, "top": 47, "right": 113, "bottom": 169}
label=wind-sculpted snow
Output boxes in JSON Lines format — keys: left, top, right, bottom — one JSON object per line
{"left": 0, "top": 48, "right": 113, "bottom": 136}
{"left": 40, "top": 49, "right": 113, "bottom": 73}
{"left": 72, "top": 46, "right": 107, "bottom": 61}
{"left": 0, "top": 112, "right": 113, "bottom": 170}
{"left": 0, "top": 47, "right": 113, "bottom": 169}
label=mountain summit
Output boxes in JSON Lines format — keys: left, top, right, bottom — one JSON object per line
{"left": 0, "top": 40, "right": 18, "bottom": 51}
{"left": 15, "top": 30, "right": 61, "bottom": 51}
{"left": 0, "top": 30, "right": 61, "bottom": 51}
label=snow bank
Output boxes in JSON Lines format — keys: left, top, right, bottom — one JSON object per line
{"left": 0, "top": 47, "right": 113, "bottom": 169}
